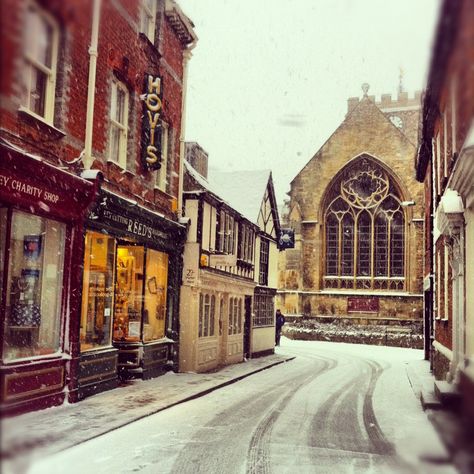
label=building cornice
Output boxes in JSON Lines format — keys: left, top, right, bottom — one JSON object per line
{"left": 164, "top": 0, "right": 198, "bottom": 47}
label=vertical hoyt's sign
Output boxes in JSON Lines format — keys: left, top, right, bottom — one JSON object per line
{"left": 142, "top": 74, "right": 163, "bottom": 171}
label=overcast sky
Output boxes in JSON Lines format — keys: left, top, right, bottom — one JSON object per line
{"left": 179, "top": 0, "right": 441, "bottom": 204}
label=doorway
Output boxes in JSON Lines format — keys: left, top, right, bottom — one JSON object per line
{"left": 244, "top": 296, "right": 252, "bottom": 359}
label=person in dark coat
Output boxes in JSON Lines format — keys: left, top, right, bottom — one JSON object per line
{"left": 275, "top": 309, "right": 285, "bottom": 346}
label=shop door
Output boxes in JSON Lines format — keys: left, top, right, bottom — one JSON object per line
{"left": 243, "top": 296, "right": 252, "bottom": 359}
{"left": 424, "top": 288, "right": 433, "bottom": 364}
{"left": 113, "top": 244, "right": 145, "bottom": 343}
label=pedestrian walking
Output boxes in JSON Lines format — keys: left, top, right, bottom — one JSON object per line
{"left": 275, "top": 309, "right": 285, "bottom": 346}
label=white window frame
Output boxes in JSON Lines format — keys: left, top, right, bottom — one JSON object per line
{"left": 109, "top": 80, "right": 129, "bottom": 169}
{"left": 155, "top": 121, "right": 169, "bottom": 191}
{"left": 198, "top": 293, "right": 215, "bottom": 338}
{"left": 140, "top": 0, "right": 157, "bottom": 43}
{"left": 22, "top": 2, "right": 59, "bottom": 123}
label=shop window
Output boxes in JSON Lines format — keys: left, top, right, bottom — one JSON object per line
{"left": 253, "top": 295, "right": 274, "bottom": 327}
{"left": 140, "top": 0, "right": 157, "bottom": 43}
{"left": 22, "top": 2, "right": 59, "bottom": 123}
{"left": 80, "top": 232, "right": 115, "bottom": 351}
{"left": 259, "top": 238, "right": 269, "bottom": 286}
{"left": 228, "top": 297, "right": 242, "bottom": 335}
{"left": 219, "top": 297, "right": 224, "bottom": 336}
{"left": 109, "top": 80, "right": 129, "bottom": 169}
{"left": 143, "top": 249, "right": 168, "bottom": 341}
{"left": 0, "top": 208, "right": 7, "bottom": 308}
{"left": 155, "top": 121, "right": 169, "bottom": 192}
{"left": 113, "top": 246, "right": 144, "bottom": 342}
{"left": 2, "top": 211, "right": 65, "bottom": 361}
{"left": 198, "top": 293, "right": 215, "bottom": 338}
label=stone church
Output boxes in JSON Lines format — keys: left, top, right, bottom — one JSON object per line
{"left": 278, "top": 85, "right": 425, "bottom": 323}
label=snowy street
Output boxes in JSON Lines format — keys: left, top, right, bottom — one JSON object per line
{"left": 25, "top": 339, "right": 454, "bottom": 474}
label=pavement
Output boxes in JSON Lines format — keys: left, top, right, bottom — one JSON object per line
{"left": 406, "top": 358, "right": 474, "bottom": 474}
{"left": 1, "top": 353, "right": 294, "bottom": 472}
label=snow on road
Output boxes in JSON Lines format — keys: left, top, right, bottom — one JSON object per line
{"left": 26, "top": 339, "right": 455, "bottom": 474}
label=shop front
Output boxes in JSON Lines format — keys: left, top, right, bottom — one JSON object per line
{"left": 251, "top": 286, "right": 277, "bottom": 358}
{"left": 77, "top": 188, "right": 185, "bottom": 398}
{"left": 0, "top": 140, "right": 97, "bottom": 415}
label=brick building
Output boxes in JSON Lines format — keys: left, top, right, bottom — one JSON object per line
{"left": 416, "top": 0, "right": 474, "bottom": 422}
{"left": 0, "top": 0, "right": 196, "bottom": 415}
{"left": 278, "top": 85, "right": 425, "bottom": 328}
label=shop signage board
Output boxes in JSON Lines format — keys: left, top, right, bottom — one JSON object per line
{"left": 183, "top": 243, "right": 199, "bottom": 286}
{"left": 89, "top": 190, "right": 186, "bottom": 252}
{"left": 141, "top": 74, "right": 163, "bottom": 171}
{"left": 347, "top": 297, "right": 379, "bottom": 313}
{"left": 0, "top": 142, "right": 96, "bottom": 220}
{"left": 209, "top": 253, "right": 237, "bottom": 267}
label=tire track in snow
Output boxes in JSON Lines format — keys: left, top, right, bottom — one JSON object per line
{"left": 246, "top": 356, "right": 338, "bottom": 474}
{"left": 309, "top": 358, "right": 394, "bottom": 456}
{"left": 169, "top": 358, "right": 328, "bottom": 474}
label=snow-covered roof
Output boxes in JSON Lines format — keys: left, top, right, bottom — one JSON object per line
{"left": 184, "top": 160, "right": 272, "bottom": 225}
{"left": 208, "top": 168, "right": 271, "bottom": 224}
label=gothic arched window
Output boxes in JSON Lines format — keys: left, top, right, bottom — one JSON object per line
{"left": 323, "top": 158, "right": 405, "bottom": 291}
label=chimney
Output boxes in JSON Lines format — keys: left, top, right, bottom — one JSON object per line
{"left": 185, "top": 142, "right": 209, "bottom": 179}
{"left": 347, "top": 97, "right": 359, "bottom": 114}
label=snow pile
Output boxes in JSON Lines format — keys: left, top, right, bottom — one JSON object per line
{"left": 283, "top": 317, "right": 423, "bottom": 349}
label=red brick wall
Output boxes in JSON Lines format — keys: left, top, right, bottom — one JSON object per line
{"left": 0, "top": 0, "right": 189, "bottom": 218}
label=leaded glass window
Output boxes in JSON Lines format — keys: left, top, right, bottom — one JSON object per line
{"left": 323, "top": 157, "right": 406, "bottom": 291}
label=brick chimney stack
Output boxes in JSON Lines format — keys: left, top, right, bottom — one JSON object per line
{"left": 185, "top": 142, "right": 209, "bottom": 179}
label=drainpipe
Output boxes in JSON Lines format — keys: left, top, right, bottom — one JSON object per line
{"left": 83, "top": 0, "right": 102, "bottom": 169}
{"left": 177, "top": 43, "right": 196, "bottom": 218}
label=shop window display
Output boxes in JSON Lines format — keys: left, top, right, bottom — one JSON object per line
{"left": 114, "top": 246, "right": 145, "bottom": 342}
{"left": 143, "top": 249, "right": 168, "bottom": 342}
{"left": 80, "top": 235, "right": 170, "bottom": 346}
{"left": 2, "top": 211, "right": 65, "bottom": 361}
{"left": 80, "top": 232, "right": 115, "bottom": 350}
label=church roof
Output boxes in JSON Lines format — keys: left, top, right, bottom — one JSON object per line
{"left": 290, "top": 93, "right": 417, "bottom": 185}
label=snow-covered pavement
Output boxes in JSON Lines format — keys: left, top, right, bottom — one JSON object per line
{"left": 3, "top": 339, "right": 456, "bottom": 474}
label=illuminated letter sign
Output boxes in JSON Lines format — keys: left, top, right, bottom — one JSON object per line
{"left": 142, "top": 74, "right": 163, "bottom": 171}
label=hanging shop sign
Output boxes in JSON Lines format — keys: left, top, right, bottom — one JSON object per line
{"left": 278, "top": 228, "right": 295, "bottom": 249}
{"left": 141, "top": 74, "right": 163, "bottom": 172}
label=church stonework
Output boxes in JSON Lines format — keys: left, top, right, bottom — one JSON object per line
{"left": 278, "top": 87, "right": 424, "bottom": 322}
